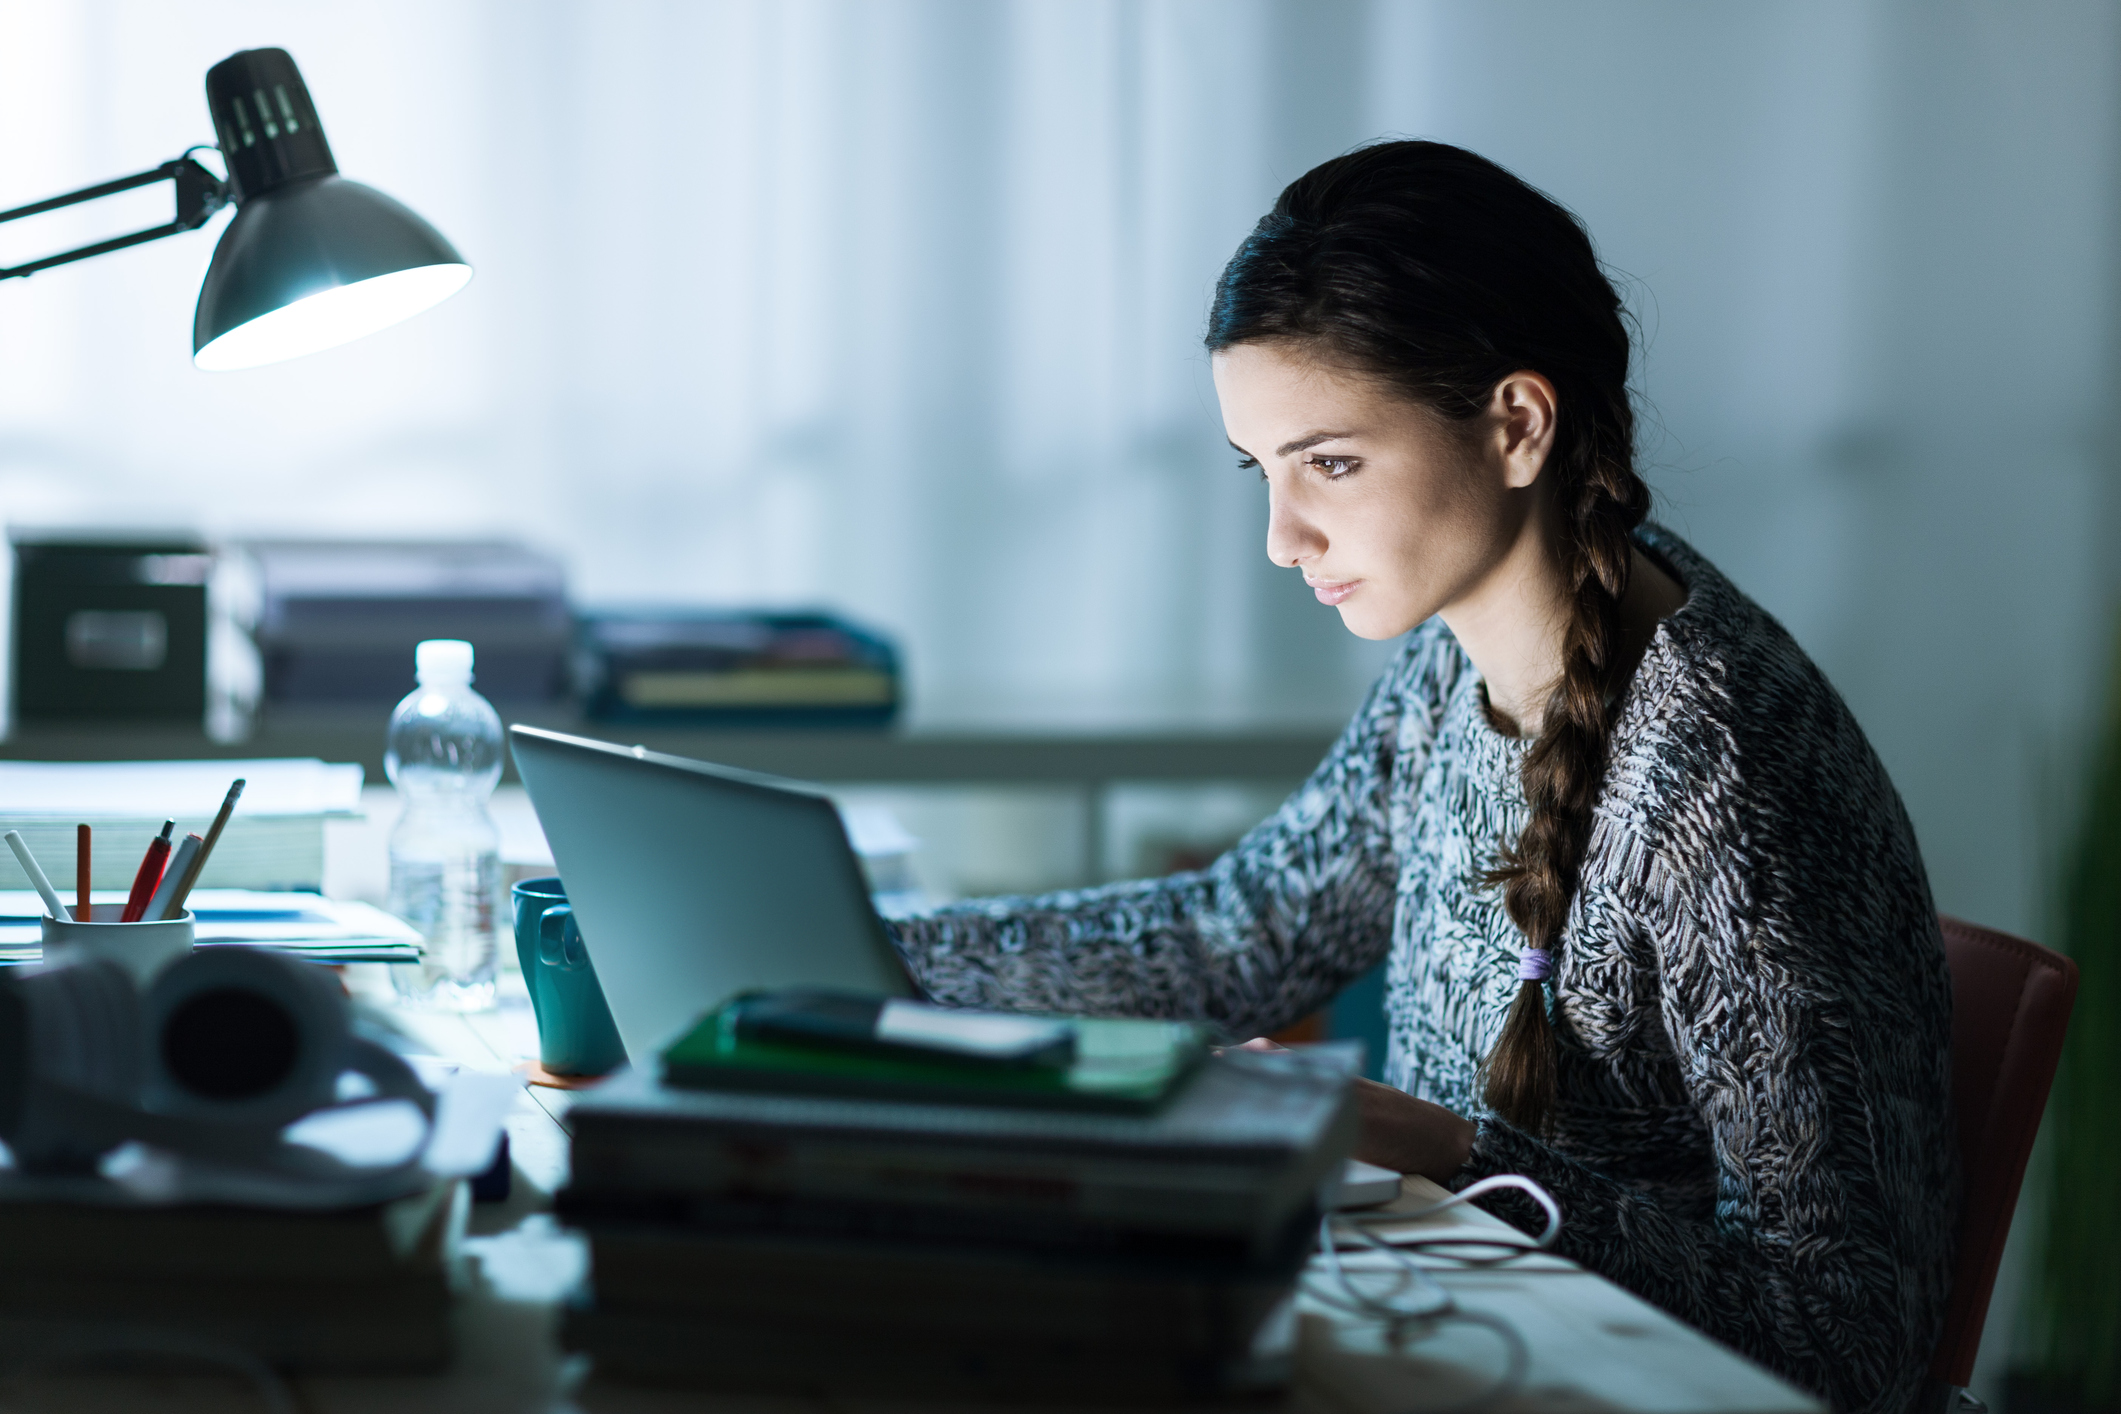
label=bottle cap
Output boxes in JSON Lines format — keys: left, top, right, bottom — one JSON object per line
{"left": 415, "top": 639, "right": 475, "bottom": 684}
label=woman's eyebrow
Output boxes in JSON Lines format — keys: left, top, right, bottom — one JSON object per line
{"left": 1226, "top": 431, "right": 1360, "bottom": 459}
{"left": 1276, "top": 430, "right": 1357, "bottom": 457}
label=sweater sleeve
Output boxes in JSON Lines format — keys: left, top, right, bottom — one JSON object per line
{"left": 885, "top": 634, "right": 1449, "bottom": 1039}
{"left": 1454, "top": 868, "right": 1955, "bottom": 1414}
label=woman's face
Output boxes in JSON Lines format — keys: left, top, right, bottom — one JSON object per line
{"left": 1211, "top": 340, "right": 1548, "bottom": 642}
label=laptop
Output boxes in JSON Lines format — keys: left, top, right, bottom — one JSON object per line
{"left": 507, "top": 725, "right": 913, "bottom": 1062}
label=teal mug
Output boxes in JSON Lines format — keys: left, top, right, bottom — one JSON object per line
{"left": 511, "top": 877, "right": 626, "bottom": 1077}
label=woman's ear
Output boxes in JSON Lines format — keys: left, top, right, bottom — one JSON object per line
{"left": 1491, "top": 371, "right": 1559, "bottom": 490}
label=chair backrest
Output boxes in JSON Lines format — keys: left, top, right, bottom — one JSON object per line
{"left": 1929, "top": 914, "right": 2079, "bottom": 1388}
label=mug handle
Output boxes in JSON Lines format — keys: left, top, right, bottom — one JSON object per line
{"left": 540, "top": 904, "right": 589, "bottom": 971}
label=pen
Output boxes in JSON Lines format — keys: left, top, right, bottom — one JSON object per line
{"left": 5, "top": 830, "right": 72, "bottom": 922}
{"left": 77, "top": 824, "right": 91, "bottom": 923}
{"left": 161, "top": 777, "right": 244, "bottom": 921}
{"left": 121, "top": 820, "right": 176, "bottom": 923}
{"left": 145, "top": 834, "right": 202, "bottom": 923}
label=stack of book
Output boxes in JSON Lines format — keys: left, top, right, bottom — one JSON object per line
{"left": 574, "top": 609, "right": 901, "bottom": 729}
{"left": 238, "top": 538, "right": 573, "bottom": 705}
{"left": 0, "top": 1180, "right": 462, "bottom": 1373}
{"left": 557, "top": 1019, "right": 1360, "bottom": 1401}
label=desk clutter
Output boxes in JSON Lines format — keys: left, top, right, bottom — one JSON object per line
{"left": 0, "top": 940, "right": 516, "bottom": 1375}
{"left": 8, "top": 532, "right": 902, "bottom": 730}
{"left": 0, "top": 760, "right": 414, "bottom": 965}
{"left": 556, "top": 994, "right": 1362, "bottom": 1401}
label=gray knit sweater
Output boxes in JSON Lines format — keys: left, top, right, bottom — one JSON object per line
{"left": 886, "top": 525, "right": 1955, "bottom": 1413}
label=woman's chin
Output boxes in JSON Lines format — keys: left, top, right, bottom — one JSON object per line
{"left": 1337, "top": 601, "right": 1422, "bottom": 641}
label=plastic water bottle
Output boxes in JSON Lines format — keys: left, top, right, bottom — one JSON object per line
{"left": 386, "top": 639, "right": 503, "bottom": 1011}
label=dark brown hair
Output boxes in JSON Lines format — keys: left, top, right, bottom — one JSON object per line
{"left": 1205, "top": 141, "right": 1650, "bottom": 1132}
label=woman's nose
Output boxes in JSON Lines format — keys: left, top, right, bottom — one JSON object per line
{"left": 1265, "top": 489, "right": 1324, "bottom": 568}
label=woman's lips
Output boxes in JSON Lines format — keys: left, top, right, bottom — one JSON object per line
{"left": 1306, "top": 577, "right": 1358, "bottom": 606}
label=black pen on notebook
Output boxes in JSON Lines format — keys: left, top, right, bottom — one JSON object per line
{"left": 160, "top": 777, "right": 244, "bottom": 920}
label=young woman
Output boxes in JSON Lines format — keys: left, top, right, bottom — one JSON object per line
{"left": 888, "top": 141, "right": 1954, "bottom": 1414}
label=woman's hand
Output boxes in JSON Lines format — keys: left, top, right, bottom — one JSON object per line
{"left": 1235, "top": 1038, "right": 1476, "bottom": 1183}
{"left": 1349, "top": 1077, "right": 1476, "bottom": 1181}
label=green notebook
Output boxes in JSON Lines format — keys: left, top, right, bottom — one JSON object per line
{"left": 661, "top": 1004, "right": 1210, "bottom": 1113}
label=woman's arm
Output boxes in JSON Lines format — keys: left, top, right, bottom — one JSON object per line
{"left": 888, "top": 632, "right": 1454, "bottom": 1038}
{"left": 1452, "top": 892, "right": 1956, "bottom": 1414}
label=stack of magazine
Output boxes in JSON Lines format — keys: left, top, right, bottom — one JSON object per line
{"left": 558, "top": 998, "right": 1361, "bottom": 1401}
{"left": 574, "top": 609, "right": 901, "bottom": 729}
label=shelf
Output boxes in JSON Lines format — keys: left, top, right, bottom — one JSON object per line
{"left": 0, "top": 708, "right": 1341, "bottom": 789}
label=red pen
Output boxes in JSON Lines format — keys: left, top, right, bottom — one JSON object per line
{"left": 76, "top": 824, "right": 91, "bottom": 923}
{"left": 121, "top": 820, "right": 176, "bottom": 923}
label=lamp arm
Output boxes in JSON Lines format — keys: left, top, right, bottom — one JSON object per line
{"left": 0, "top": 154, "right": 229, "bottom": 282}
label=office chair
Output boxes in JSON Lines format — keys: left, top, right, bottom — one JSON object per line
{"left": 1926, "top": 914, "right": 2079, "bottom": 1411}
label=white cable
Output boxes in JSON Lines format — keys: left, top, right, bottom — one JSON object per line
{"left": 1337, "top": 1172, "right": 1563, "bottom": 1267}
{"left": 1304, "top": 1173, "right": 1560, "bottom": 1413}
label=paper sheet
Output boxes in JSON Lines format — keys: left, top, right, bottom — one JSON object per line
{"left": 0, "top": 759, "right": 364, "bottom": 818}
{"left": 0, "top": 889, "right": 422, "bottom": 964}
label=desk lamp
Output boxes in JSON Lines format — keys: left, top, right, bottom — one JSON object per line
{"left": 0, "top": 47, "right": 469, "bottom": 370}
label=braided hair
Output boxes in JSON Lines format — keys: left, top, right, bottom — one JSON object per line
{"left": 1206, "top": 141, "right": 1650, "bottom": 1132}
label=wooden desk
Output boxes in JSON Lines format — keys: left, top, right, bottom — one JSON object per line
{"left": 259, "top": 989, "right": 1820, "bottom": 1414}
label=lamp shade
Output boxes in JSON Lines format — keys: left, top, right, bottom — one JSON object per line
{"left": 192, "top": 176, "right": 470, "bottom": 371}
{"left": 192, "top": 49, "right": 469, "bottom": 371}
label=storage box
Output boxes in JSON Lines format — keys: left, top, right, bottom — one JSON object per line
{"left": 10, "top": 532, "right": 211, "bottom": 724}
{"left": 240, "top": 540, "right": 570, "bottom": 705}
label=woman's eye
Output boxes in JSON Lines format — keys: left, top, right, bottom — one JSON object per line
{"left": 1307, "top": 456, "right": 1358, "bottom": 477}
{"left": 1235, "top": 455, "right": 1262, "bottom": 479}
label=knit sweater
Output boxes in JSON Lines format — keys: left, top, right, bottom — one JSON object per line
{"left": 886, "top": 526, "right": 1955, "bottom": 1413}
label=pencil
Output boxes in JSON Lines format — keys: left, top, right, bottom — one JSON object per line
{"left": 5, "top": 830, "right": 72, "bottom": 922}
{"left": 77, "top": 824, "right": 91, "bottom": 922}
{"left": 161, "top": 777, "right": 244, "bottom": 920}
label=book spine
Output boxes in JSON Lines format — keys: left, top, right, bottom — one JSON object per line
{"left": 567, "top": 1129, "right": 1294, "bottom": 1233}
{"left": 559, "top": 1189, "right": 1322, "bottom": 1267}
{"left": 568, "top": 1093, "right": 1358, "bottom": 1240}
{"left": 0, "top": 1182, "right": 457, "bottom": 1279}
{"left": 585, "top": 1258, "right": 1286, "bottom": 1349}
{"left": 562, "top": 1307, "right": 1282, "bottom": 1399}
{"left": 0, "top": 1216, "right": 409, "bottom": 1278}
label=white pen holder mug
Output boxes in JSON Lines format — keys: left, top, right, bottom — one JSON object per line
{"left": 41, "top": 906, "right": 195, "bottom": 984}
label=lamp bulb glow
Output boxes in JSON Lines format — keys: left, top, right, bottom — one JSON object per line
{"left": 192, "top": 262, "right": 471, "bottom": 372}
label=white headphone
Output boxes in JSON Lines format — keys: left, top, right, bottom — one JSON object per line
{"left": 0, "top": 947, "right": 434, "bottom": 1177}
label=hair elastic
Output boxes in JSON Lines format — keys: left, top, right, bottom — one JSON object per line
{"left": 1517, "top": 948, "right": 1553, "bottom": 983}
